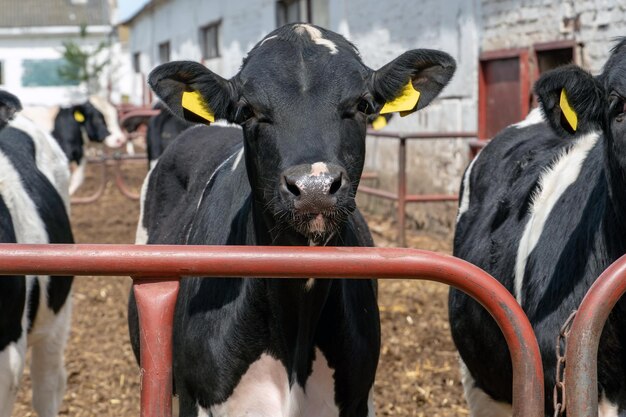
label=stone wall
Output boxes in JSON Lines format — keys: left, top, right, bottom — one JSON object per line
{"left": 481, "top": 0, "right": 626, "bottom": 73}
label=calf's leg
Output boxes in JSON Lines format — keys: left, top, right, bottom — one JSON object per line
{"left": 0, "top": 335, "right": 26, "bottom": 417}
{"left": 30, "top": 300, "right": 71, "bottom": 417}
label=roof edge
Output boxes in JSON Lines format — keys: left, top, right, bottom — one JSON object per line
{"left": 119, "top": 0, "right": 168, "bottom": 26}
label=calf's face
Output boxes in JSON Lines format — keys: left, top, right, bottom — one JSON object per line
{"left": 73, "top": 102, "right": 111, "bottom": 143}
{"left": 149, "top": 24, "right": 455, "bottom": 243}
{"left": 536, "top": 38, "right": 626, "bottom": 158}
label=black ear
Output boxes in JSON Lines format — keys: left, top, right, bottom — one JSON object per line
{"left": 535, "top": 65, "right": 605, "bottom": 138}
{"left": 148, "top": 61, "right": 236, "bottom": 124}
{"left": 0, "top": 90, "right": 22, "bottom": 127}
{"left": 371, "top": 49, "right": 456, "bottom": 115}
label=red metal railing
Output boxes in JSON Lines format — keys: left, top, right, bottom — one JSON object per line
{"left": 565, "top": 255, "right": 626, "bottom": 417}
{"left": 360, "top": 131, "right": 477, "bottom": 246}
{"left": 70, "top": 153, "right": 146, "bottom": 204}
{"left": 0, "top": 244, "right": 543, "bottom": 417}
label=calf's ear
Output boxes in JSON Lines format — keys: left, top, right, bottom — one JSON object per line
{"left": 372, "top": 49, "right": 456, "bottom": 116}
{"left": 148, "top": 61, "right": 236, "bottom": 124}
{"left": 0, "top": 90, "right": 22, "bottom": 126}
{"left": 535, "top": 65, "right": 604, "bottom": 138}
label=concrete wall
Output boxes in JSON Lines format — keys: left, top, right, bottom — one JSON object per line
{"left": 331, "top": 0, "right": 480, "bottom": 233}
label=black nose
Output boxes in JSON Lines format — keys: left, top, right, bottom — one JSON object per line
{"left": 280, "top": 163, "right": 349, "bottom": 212}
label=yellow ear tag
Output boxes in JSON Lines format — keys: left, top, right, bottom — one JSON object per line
{"left": 560, "top": 88, "right": 578, "bottom": 132}
{"left": 371, "top": 116, "right": 387, "bottom": 130}
{"left": 73, "top": 111, "right": 85, "bottom": 123}
{"left": 380, "top": 81, "right": 421, "bottom": 115}
{"left": 182, "top": 91, "right": 215, "bottom": 123}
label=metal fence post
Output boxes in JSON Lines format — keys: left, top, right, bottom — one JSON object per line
{"left": 133, "top": 278, "right": 180, "bottom": 417}
{"left": 564, "top": 255, "right": 626, "bottom": 417}
{"left": 397, "top": 137, "right": 407, "bottom": 247}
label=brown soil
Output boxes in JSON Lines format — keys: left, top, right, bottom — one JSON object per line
{"left": 14, "top": 158, "right": 467, "bottom": 417}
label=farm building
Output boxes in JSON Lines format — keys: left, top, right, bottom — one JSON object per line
{"left": 0, "top": 0, "right": 120, "bottom": 108}
{"left": 120, "top": 0, "right": 626, "bottom": 233}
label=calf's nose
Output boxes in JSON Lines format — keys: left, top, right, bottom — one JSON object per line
{"left": 280, "top": 162, "right": 349, "bottom": 212}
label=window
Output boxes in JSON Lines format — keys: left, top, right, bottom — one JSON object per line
{"left": 276, "top": 0, "right": 310, "bottom": 26}
{"left": 533, "top": 40, "right": 576, "bottom": 77}
{"left": 200, "top": 21, "right": 220, "bottom": 60}
{"left": 22, "top": 59, "right": 79, "bottom": 87}
{"left": 478, "top": 49, "right": 530, "bottom": 139}
{"left": 133, "top": 52, "right": 141, "bottom": 73}
{"left": 158, "top": 42, "right": 170, "bottom": 64}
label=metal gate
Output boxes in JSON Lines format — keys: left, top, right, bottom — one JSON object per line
{"left": 564, "top": 255, "right": 626, "bottom": 417}
{"left": 0, "top": 244, "right": 544, "bottom": 417}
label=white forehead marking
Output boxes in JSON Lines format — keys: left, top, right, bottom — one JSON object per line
{"left": 260, "top": 35, "right": 278, "bottom": 46}
{"left": 310, "top": 162, "right": 329, "bottom": 176}
{"left": 294, "top": 24, "right": 338, "bottom": 54}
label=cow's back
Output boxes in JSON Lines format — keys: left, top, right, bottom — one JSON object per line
{"left": 450, "top": 120, "right": 610, "bottom": 409}
{"left": 141, "top": 124, "right": 244, "bottom": 244}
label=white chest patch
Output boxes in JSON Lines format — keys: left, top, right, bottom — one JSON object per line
{"left": 514, "top": 131, "right": 599, "bottom": 304}
{"left": 205, "top": 348, "right": 340, "bottom": 417}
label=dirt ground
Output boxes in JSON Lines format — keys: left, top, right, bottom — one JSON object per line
{"left": 14, "top": 157, "right": 467, "bottom": 417}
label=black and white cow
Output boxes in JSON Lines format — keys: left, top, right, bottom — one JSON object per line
{"left": 129, "top": 23, "right": 455, "bottom": 417}
{"left": 52, "top": 96, "right": 126, "bottom": 195}
{"left": 0, "top": 90, "right": 74, "bottom": 417}
{"left": 450, "top": 38, "right": 626, "bottom": 417}
{"left": 146, "top": 101, "right": 193, "bottom": 169}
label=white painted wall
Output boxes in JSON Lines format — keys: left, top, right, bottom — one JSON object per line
{"left": 0, "top": 27, "right": 113, "bottom": 107}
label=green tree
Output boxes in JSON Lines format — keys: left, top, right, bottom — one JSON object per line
{"left": 58, "top": 25, "right": 109, "bottom": 93}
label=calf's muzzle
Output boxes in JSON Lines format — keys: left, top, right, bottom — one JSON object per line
{"left": 280, "top": 163, "right": 350, "bottom": 213}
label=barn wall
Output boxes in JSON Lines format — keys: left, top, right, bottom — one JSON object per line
{"left": 481, "top": 0, "right": 626, "bottom": 73}
{"left": 329, "top": 0, "right": 479, "bottom": 235}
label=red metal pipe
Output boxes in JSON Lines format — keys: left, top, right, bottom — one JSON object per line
{"left": 357, "top": 185, "right": 397, "bottom": 200}
{"left": 366, "top": 131, "right": 477, "bottom": 139}
{"left": 113, "top": 158, "right": 142, "bottom": 200}
{"left": 0, "top": 243, "right": 543, "bottom": 417}
{"left": 405, "top": 194, "right": 458, "bottom": 202}
{"left": 360, "top": 131, "right": 477, "bottom": 245}
{"left": 565, "top": 255, "right": 626, "bottom": 417}
{"left": 397, "top": 138, "right": 407, "bottom": 246}
{"left": 134, "top": 278, "right": 179, "bottom": 417}
{"left": 70, "top": 159, "right": 108, "bottom": 205}
{"left": 119, "top": 109, "right": 161, "bottom": 127}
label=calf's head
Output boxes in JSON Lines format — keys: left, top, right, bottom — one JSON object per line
{"left": 536, "top": 38, "right": 626, "bottom": 163}
{"left": 72, "top": 101, "right": 111, "bottom": 144}
{"left": 0, "top": 90, "right": 22, "bottom": 129}
{"left": 149, "top": 23, "right": 455, "bottom": 244}
{"left": 72, "top": 98, "right": 126, "bottom": 148}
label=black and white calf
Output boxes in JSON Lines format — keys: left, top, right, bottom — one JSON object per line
{"left": 450, "top": 38, "right": 626, "bottom": 417}
{"left": 129, "top": 23, "right": 455, "bottom": 417}
{"left": 146, "top": 101, "right": 192, "bottom": 169}
{"left": 52, "top": 96, "right": 126, "bottom": 195}
{"left": 0, "top": 90, "right": 74, "bottom": 417}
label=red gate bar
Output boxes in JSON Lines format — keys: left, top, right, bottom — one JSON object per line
{"left": 361, "top": 131, "right": 476, "bottom": 246}
{"left": 0, "top": 244, "right": 543, "bottom": 417}
{"left": 70, "top": 153, "right": 147, "bottom": 204}
{"left": 564, "top": 255, "right": 626, "bottom": 417}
